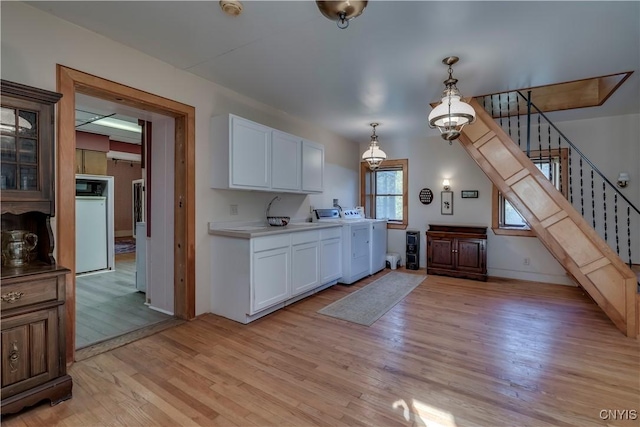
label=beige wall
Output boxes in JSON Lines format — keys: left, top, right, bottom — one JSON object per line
{"left": 1, "top": 2, "right": 360, "bottom": 316}
{"left": 106, "top": 159, "right": 142, "bottom": 236}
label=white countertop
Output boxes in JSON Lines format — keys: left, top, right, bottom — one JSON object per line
{"left": 208, "top": 221, "right": 342, "bottom": 238}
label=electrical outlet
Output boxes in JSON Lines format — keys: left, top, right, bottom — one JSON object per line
{"left": 230, "top": 204, "right": 238, "bottom": 216}
{"left": 523, "top": 257, "right": 530, "bottom": 266}
{"left": 333, "top": 198, "right": 339, "bottom": 207}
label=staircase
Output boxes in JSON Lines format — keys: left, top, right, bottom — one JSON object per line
{"left": 458, "top": 98, "right": 637, "bottom": 337}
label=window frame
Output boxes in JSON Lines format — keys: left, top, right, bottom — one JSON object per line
{"left": 360, "top": 159, "right": 408, "bottom": 230}
{"left": 492, "top": 148, "right": 568, "bottom": 237}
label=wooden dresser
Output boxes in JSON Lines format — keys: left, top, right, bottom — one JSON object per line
{"left": 1, "top": 80, "right": 72, "bottom": 414}
{"left": 426, "top": 224, "right": 488, "bottom": 281}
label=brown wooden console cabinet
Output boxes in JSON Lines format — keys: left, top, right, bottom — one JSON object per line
{"left": 426, "top": 224, "right": 487, "bottom": 281}
{"left": 1, "top": 80, "right": 72, "bottom": 414}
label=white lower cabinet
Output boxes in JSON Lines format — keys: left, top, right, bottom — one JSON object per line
{"left": 291, "top": 234, "right": 320, "bottom": 296}
{"left": 211, "top": 226, "right": 341, "bottom": 324}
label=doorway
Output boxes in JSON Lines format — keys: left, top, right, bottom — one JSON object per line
{"left": 57, "top": 65, "right": 195, "bottom": 363}
{"left": 73, "top": 97, "right": 174, "bottom": 349}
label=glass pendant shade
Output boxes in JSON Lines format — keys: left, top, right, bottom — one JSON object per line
{"left": 362, "top": 122, "right": 386, "bottom": 170}
{"left": 362, "top": 144, "right": 386, "bottom": 170}
{"left": 428, "top": 57, "right": 476, "bottom": 141}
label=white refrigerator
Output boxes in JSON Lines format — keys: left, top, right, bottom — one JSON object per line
{"left": 76, "top": 196, "right": 108, "bottom": 274}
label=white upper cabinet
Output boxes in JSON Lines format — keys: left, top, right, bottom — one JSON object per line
{"left": 211, "top": 114, "right": 323, "bottom": 194}
{"left": 271, "top": 130, "right": 301, "bottom": 192}
{"left": 211, "top": 114, "right": 271, "bottom": 190}
{"left": 301, "top": 139, "right": 324, "bottom": 193}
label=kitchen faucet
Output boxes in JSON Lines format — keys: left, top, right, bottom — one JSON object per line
{"left": 266, "top": 196, "right": 281, "bottom": 218}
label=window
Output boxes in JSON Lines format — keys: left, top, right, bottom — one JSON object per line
{"left": 360, "top": 159, "right": 408, "bottom": 229}
{"left": 493, "top": 149, "right": 568, "bottom": 236}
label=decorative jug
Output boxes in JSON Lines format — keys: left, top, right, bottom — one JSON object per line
{"left": 1, "top": 230, "right": 38, "bottom": 267}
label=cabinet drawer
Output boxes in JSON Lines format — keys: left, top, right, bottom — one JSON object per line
{"left": 253, "top": 234, "right": 290, "bottom": 252}
{"left": 291, "top": 230, "right": 319, "bottom": 245}
{"left": 320, "top": 227, "right": 341, "bottom": 240}
{"left": 1, "top": 278, "right": 58, "bottom": 311}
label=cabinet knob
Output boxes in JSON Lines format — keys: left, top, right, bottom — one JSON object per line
{"left": 9, "top": 341, "right": 20, "bottom": 372}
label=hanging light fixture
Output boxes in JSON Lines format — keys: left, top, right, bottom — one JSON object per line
{"left": 316, "top": 1, "right": 368, "bottom": 29}
{"left": 428, "top": 56, "right": 476, "bottom": 143}
{"left": 362, "top": 123, "right": 386, "bottom": 170}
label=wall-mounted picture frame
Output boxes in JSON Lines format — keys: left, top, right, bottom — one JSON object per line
{"left": 441, "top": 191, "right": 453, "bottom": 215}
{"left": 461, "top": 190, "right": 479, "bottom": 199}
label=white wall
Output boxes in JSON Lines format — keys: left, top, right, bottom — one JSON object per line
{"left": 147, "top": 118, "right": 175, "bottom": 315}
{"left": 362, "top": 113, "right": 640, "bottom": 285}
{"left": 1, "top": 2, "right": 360, "bottom": 316}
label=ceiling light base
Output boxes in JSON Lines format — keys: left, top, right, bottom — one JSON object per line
{"left": 316, "top": 1, "right": 368, "bottom": 29}
{"left": 442, "top": 56, "right": 459, "bottom": 66}
{"left": 220, "top": 0, "right": 243, "bottom": 16}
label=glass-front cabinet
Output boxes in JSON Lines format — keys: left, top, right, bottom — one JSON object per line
{"left": 1, "top": 81, "right": 60, "bottom": 214}
{"left": 1, "top": 80, "right": 62, "bottom": 267}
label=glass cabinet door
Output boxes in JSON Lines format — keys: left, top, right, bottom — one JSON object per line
{"left": 1, "top": 106, "right": 38, "bottom": 191}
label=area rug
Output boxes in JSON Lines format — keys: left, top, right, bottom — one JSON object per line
{"left": 318, "top": 271, "right": 426, "bottom": 326}
{"left": 114, "top": 238, "right": 136, "bottom": 254}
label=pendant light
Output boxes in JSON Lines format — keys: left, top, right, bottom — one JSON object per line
{"left": 316, "top": 1, "right": 368, "bottom": 29}
{"left": 428, "top": 56, "right": 476, "bottom": 142}
{"left": 362, "top": 123, "right": 386, "bottom": 170}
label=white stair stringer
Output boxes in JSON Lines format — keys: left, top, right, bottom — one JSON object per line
{"left": 458, "top": 99, "right": 637, "bottom": 337}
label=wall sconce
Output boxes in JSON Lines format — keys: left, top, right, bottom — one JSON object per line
{"left": 617, "top": 172, "right": 629, "bottom": 188}
{"left": 442, "top": 179, "right": 451, "bottom": 191}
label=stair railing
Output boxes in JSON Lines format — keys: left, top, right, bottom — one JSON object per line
{"left": 477, "top": 92, "right": 639, "bottom": 268}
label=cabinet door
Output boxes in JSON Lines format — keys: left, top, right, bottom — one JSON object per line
{"left": 351, "top": 224, "right": 370, "bottom": 278}
{"left": 301, "top": 140, "right": 323, "bottom": 193}
{"left": 252, "top": 247, "right": 290, "bottom": 313}
{"left": 428, "top": 235, "right": 455, "bottom": 269}
{"left": 82, "top": 150, "right": 107, "bottom": 175}
{"left": 230, "top": 117, "right": 271, "bottom": 189}
{"left": 455, "top": 238, "right": 486, "bottom": 274}
{"left": 1, "top": 307, "right": 58, "bottom": 398}
{"left": 291, "top": 241, "right": 320, "bottom": 296}
{"left": 271, "top": 130, "right": 301, "bottom": 191}
{"left": 321, "top": 237, "right": 342, "bottom": 283}
{"left": 0, "top": 95, "right": 54, "bottom": 204}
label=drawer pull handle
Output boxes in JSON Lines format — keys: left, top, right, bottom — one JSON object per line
{"left": 9, "top": 341, "right": 20, "bottom": 372}
{"left": 1, "top": 291, "right": 24, "bottom": 303}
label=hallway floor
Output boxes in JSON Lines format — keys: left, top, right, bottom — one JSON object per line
{"left": 75, "top": 252, "right": 172, "bottom": 349}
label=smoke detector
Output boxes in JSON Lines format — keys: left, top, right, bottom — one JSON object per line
{"left": 219, "top": 0, "right": 243, "bottom": 16}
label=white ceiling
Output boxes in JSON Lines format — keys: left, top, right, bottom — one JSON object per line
{"left": 30, "top": 1, "right": 640, "bottom": 144}
{"left": 75, "top": 93, "right": 169, "bottom": 144}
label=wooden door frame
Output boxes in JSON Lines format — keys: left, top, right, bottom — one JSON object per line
{"left": 57, "top": 65, "right": 196, "bottom": 364}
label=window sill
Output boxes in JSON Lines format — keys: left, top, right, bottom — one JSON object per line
{"left": 387, "top": 223, "right": 408, "bottom": 230}
{"left": 492, "top": 227, "right": 536, "bottom": 237}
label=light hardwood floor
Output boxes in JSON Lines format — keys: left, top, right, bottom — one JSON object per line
{"left": 75, "top": 252, "right": 172, "bottom": 349}
{"left": 5, "top": 270, "right": 639, "bottom": 426}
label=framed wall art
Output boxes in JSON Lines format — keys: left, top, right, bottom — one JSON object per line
{"left": 461, "top": 190, "right": 479, "bottom": 198}
{"left": 441, "top": 191, "right": 453, "bottom": 215}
